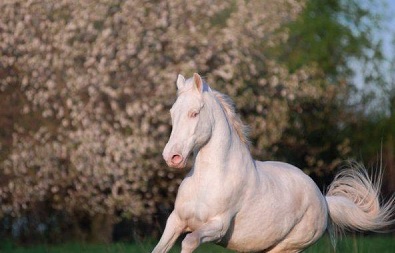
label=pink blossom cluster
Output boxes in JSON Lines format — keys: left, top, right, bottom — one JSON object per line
{"left": 0, "top": 0, "right": 342, "bottom": 225}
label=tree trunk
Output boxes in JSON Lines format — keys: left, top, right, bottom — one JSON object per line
{"left": 383, "top": 135, "right": 395, "bottom": 195}
{"left": 89, "top": 213, "right": 115, "bottom": 243}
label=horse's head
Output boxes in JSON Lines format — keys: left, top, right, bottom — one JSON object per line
{"left": 163, "top": 73, "right": 213, "bottom": 169}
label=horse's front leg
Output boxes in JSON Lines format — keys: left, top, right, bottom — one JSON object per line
{"left": 181, "top": 217, "right": 230, "bottom": 253}
{"left": 152, "top": 211, "right": 185, "bottom": 253}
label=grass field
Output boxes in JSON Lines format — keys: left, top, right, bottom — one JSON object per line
{"left": 0, "top": 235, "right": 394, "bottom": 253}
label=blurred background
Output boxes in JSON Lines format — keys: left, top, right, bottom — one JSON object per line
{"left": 0, "top": 0, "right": 394, "bottom": 247}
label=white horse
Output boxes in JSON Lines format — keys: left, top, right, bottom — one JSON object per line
{"left": 152, "top": 73, "right": 394, "bottom": 253}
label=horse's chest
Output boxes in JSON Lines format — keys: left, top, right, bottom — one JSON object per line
{"left": 175, "top": 188, "right": 227, "bottom": 231}
{"left": 175, "top": 200, "right": 213, "bottom": 230}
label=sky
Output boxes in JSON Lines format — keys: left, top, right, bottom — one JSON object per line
{"left": 352, "top": 0, "right": 395, "bottom": 91}
{"left": 382, "top": 0, "right": 395, "bottom": 57}
{"left": 347, "top": 0, "right": 395, "bottom": 112}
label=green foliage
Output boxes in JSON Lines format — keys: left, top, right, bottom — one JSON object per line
{"left": 268, "top": 0, "right": 391, "bottom": 180}
{"left": 347, "top": 112, "right": 395, "bottom": 160}
{"left": 280, "top": 0, "right": 385, "bottom": 81}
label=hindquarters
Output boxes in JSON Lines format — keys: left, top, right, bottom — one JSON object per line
{"left": 265, "top": 183, "right": 328, "bottom": 252}
{"left": 223, "top": 161, "right": 329, "bottom": 252}
{"left": 263, "top": 203, "right": 328, "bottom": 253}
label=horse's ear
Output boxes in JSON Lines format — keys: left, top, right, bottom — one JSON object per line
{"left": 176, "top": 74, "right": 185, "bottom": 90}
{"left": 193, "top": 73, "right": 203, "bottom": 94}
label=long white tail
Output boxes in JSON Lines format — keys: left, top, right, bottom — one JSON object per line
{"left": 325, "top": 162, "right": 395, "bottom": 236}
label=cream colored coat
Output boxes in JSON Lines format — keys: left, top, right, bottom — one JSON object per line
{"left": 152, "top": 73, "right": 394, "bottom": 253}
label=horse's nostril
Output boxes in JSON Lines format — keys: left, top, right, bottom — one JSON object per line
{"left": 171, "top": 154, "right": 182, "bottom": 164}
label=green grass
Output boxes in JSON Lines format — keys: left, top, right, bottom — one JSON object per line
{"left": 304, "top": 235, "right": 395, "bottom": 253}
{"left": 0, "top": 235, "right": 394, "bottom": 253}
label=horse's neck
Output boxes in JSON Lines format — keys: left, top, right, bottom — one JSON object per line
{"left": 192, "top": 104, "right": 255, "bottom": 179}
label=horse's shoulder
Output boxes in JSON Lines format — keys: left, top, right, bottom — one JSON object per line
{"left": 256, "top": 160, "right": 316, "bottom": 186}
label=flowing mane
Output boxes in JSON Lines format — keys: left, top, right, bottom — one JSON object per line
{"left": 211, "top": 90, "right": 250, "bottom": 146}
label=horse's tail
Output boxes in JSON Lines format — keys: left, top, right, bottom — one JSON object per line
{"left": 325, "top": 162, "right": 394, "bottom": 238}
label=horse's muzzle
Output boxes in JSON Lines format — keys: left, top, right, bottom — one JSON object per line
{"left": 163, "top": 152, "right": 186, "bottom": 169}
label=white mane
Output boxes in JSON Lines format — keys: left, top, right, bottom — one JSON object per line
{"left": 211, "top": 91, "right": 250, "bottom": 146}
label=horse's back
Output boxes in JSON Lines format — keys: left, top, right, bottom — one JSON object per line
{"left": 257, "top": 161, "right": 310, "bottom": 179}
{"left": 257, "top": 161, "right": 323, "bottom": 198}
{"left": 223, "top": 161, "right": 328, "bottom": 252}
